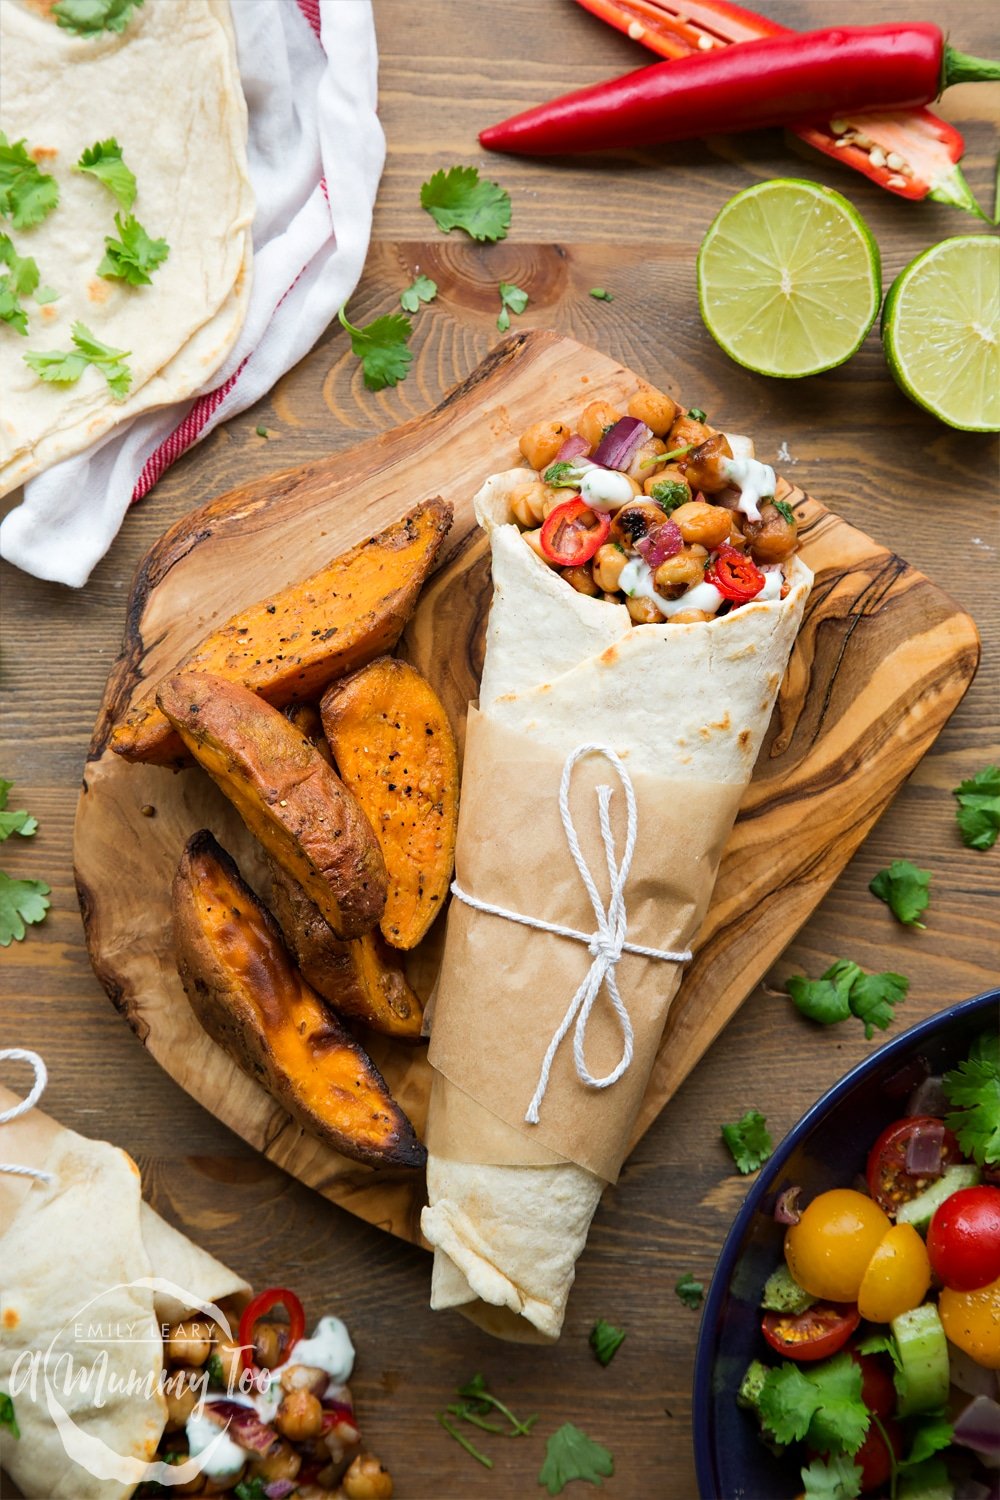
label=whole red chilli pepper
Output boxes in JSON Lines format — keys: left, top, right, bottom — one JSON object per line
{"left": 479, "top": 22, "right": 1000, "bottom": 157}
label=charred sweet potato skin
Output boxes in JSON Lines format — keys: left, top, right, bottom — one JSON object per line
{"left": 321, "top": 657, "right": 458, "bottom": 950}
{"left": 112, "top": 498, "right": 453, "bottom": 766}
{"left": 172, "top": 830, "right": 425, "bottom": 1169}
{"left": 267, "top": 859, "right": 424, "bottom": 1040}
{"left": 158, "top": 672, "right": 386, "bottom": 940}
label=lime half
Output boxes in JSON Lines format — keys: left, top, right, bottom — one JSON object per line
{"left": 697, "top": 179, "right": 881, "bottom": 379}
{"left": 882, "top": 236, "right": 999, "bottom": 433}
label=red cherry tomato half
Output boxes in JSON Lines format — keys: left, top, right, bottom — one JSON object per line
{"left": 539, "top": 498, "right": 611, "bottom": 566}
{"left": 927, "top": 1185, "right": 1000, "bottom": 1291}
{"left": 704, "top": 542, "right": 765, "bottom": 603}
{"left": 760, "top": 1302, "right": 860, "bottom": 1362}
{"left": 866, "top": 1116, "right": 963, "bottom": 1215}
{"left": 854, "top": 1414, "right": 903, "bottom": 1494}
{"left": 851, "top": 1350, "right": 896, "bottom": 1419}
{"left": 238, "top": 1286, "right": 306, "bottom": 1376}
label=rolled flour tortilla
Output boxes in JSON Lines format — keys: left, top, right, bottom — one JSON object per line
{"left": 0, "top": 1088, "right": 249, "bottom": 1500}
{"left": 0, "top": 0, "right": 253, "bottom": 496}
{"left": 420, "top": 469, "right": 813, "bottom": 1342}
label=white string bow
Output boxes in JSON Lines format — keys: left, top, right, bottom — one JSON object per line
{"left": 451, "top": 742, "right": 692, "bottom": 1125}
{"left": 0, "top": 1048, "right": 55, "bottom": 1184}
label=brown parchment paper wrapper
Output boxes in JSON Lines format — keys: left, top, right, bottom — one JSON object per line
{"left": 0, "top": 1084, "right": 248, "bottom": 1500}
{"left": 427, "top": 710, "right": 743, "bottom": 1183}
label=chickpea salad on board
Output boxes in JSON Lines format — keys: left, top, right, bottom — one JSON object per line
{"left": 507, "top": 383, "right": 800, "bottom": 625}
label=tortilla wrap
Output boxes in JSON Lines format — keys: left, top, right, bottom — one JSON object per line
{"left": 0, "top": 1088, "right": 249, "bottom": 1500}
{"left": 420, "top": 469, "right": 813, "bottom": 1341}
{"left": 0, "top": 0, "right": 253, "bottom": 495}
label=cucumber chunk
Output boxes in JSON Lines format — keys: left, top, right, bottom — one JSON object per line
{"left": 892, "top": 1303, "right": 950, "bottom": 1415}
{"left": 897, "top": 1164, "right": 981, "bottom": 1234}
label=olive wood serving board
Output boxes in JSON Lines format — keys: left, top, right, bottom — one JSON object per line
{"left": 75, "top": 330, "right": 979, "bottom": 1245}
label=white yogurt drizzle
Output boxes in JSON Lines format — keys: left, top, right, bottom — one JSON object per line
{"left": 723, "top": 455, "right": 775, "bottom": 522}
{"left": 619, "top": 557, "right": 725, "bottom": 619}
{"left": 578, "top": 465, "right": 635, "bottom": 512}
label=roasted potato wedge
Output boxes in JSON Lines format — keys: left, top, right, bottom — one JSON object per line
{"left": 321, "top": 656, "right": 459, "bottom": 950}
{"left": 173, "top": 831, "right": 425, "bottom": 1169}
{"left": 158, "top": 672, "right": 385, "bottom": 939}
{"left": 112, "top": 498, "right": 453, "bottom": 766}
{"left": 267, "top": 858, "right": 424, "bottom": 1041}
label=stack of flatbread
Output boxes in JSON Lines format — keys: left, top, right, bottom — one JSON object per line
{"left": 0, "top": 0, "right": 253, "bottom": 496}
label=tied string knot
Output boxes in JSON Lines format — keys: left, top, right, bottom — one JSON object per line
{"left": 0, "top": 1048, "right": 55, "bottom": 1184}
{"left": 450, "top": 742, "right": 692, "bottom": 1125}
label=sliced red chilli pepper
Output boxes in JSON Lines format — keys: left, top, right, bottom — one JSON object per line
{"left": 238, "top": 1287, "right": 306, "bottom": 1377}
{"left": 705, "top": 543, "right": 765, "bottom": 604}
{"left": 540, "top": 498, "right": 611, "bottom": 566}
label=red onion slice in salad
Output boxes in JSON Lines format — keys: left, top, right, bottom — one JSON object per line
{"left": 264, "top": 1482, "right": 298, "bottom": 1499}
{"left": 905, "top": 1074, "right": 950, "bottom": 1118}
{"left": 953, "top": 1395, "right": 1000, "bottom": 1464}
{"left": 591, "top": 416, "right": 651, "bottom": 470}
{"left": 774, "top": 1186, "right": 803, "bottom": 1225}
{"left": 635, "top": 520, "right": 683, "bottom": 569}
{"left": 203, "top": 1400, "right": 277, "bottom": 1453}
{"left": 950, "top": 1342, "right": 1000, "bottom": 1401}
{"left": 904, "top": 1119, "right": 946, "bottom": 1177}
{"left": 553, "top": 433, "right": 590, "bottom": 464}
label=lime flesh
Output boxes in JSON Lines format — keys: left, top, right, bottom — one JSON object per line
{"left": 882, "top": 236, "right": 999, "bottom": 433}
{"left": 697, "top": 179, "right": 882, "bottom": 379}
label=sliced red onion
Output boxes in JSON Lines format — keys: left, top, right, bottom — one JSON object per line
{"left": 950, "top": 1341, "right": 1000, "bottom": 1400}
{"left": 264, "top": 1482, "right": 298, "bottom": 1500}
{"left": 204, "top": 1400, "right": 277, "bottom": 1454}
{"left": 635, "top": 520, "right": 683, "bottom": 569}
{"left": 905, "top": 1074, "right": 949, "bottom": 1117}
{"left": 591, "top": 416, "right": 651, "bottom": 471}
{"left": 553, "top": 433, "right": 590, "bottom": 464}
{"left": 904, "top": 1119, "right": 946, "bottom": 1178}
{"left": 954, "top": 1480, "right": 996, "bottom": 1500}
{"left": 774, "top": 1186, "right": 803, "bottom": 1225}
{"left": 953, "top": 1395, "right": 1000, "bottom": 1464}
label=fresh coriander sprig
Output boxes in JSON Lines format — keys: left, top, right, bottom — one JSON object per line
{"left": 943, "top": 1031, "right": 1000, "bottom": 1166}
{"left": 675, "top": 1273, "right": 704, "bottom": 1310}
{"left": 420, "top": 165, "right": 511, "bottom": 242}
{"left": 0, "top": 234, "right": 42, "bottom": 335}
{"left": 786, "top": 961, "right": 909, "bottom": 1039}
{"left": 721, "top": 1108, "right": 773, "bottom": 1174}
{"left": 539, "top": 1423, "right": 614, "bottom": 1496}
{"left": 0, "top": 134, "right": 59, "bottom": 230}
{"left": 400, "top": 274, "right": 437, "bottom": 313}
{"left": 76, "top": 139, "right": 137, "bottom": 210}
{"left": 438, "top": 1374, "right": 538, "bottom": 1470}
{"left": 497, "top": 280, "right": 529, "bottom": 332}
{"left": 98, "top": 212, "right": 169, "bottom": 286}
{"left": 869, "top": 859, "right": 931, "bottom": 927}
{"left": 952, "top": 764, "right": 1000, "bottom": 850}
{"left": 800, "top": 1453, "right": 863, "bottom": 1499}
{"left": 438, "top": 1413, "right": 493, "bottom": 1468}
{"left": 0, "top": 780, "right": 38, "bottom": 841}
{"left": 773, "top": 498, "right": 796, "bottom": 526}
{"left": 53, "top": 0, "right": 145, "bottom": 35}
{"left": 589, "top": 1319, "right": 626, "bottom": 1365}
{"left": 24, "top": 321, "right": 132, "bottom": 400}
{"left": 0, "top": 1393, "right": 18, "bottom": 1439}
{"left": 0, "top": 873, "right": 50, "bottom": 947}
{"left": 337, "top": 303, "right": 413, "bottom": 391}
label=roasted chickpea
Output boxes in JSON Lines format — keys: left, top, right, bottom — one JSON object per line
{"left": 578, "top": 400, "right": 621, "bottom": 449}
{"left": 521, "top": 528, "right": 553, "bottom": 565}
{"left": 609, "top": 500, "right": 669, "bottom": 549}
{"left": 669, "top": 608, "right": 713, "bottom": 624}
{"left": 342, "top": 1453, "right": 394, "bottom": 1500}
{"left": 163, "top": 1370, "right": 202, "bottom": 1430}
{"left": 561, "top": 565, "right": 600, "bottom": 596}
{"left": 683, "top": 433, "right": 734, "bottom": 494}
{"left": 164, "top": 1321, "right": 213, "bottom": 1369}
{"left": 251, "top": 1319, "right": 285, "bottom": 1371}
{"left": 280, "top": 1363, "right": 328, "bottom": 1396}
{"left": 671, "top": 500, "right": 731, "bottom": 549}
{"left": 592, "top": 542, "right": 626, "bottom": 592}
{"left": 248, "top": 1440, "right": 302, "bottom": 1483}
{"left": 668, "top": 414, "right": 712, "bottom": 451}
{"left": 276, "top": 1388, "right": 324, "bottom": 1442}
{"left": 654, "top": 544, "right": 707, "bottom": 591}
{"left": 508, "top": 481, "right": 548, "bottom": 527}
{"left": 518, "top": 420, "right": 571, "bottom": 472}
{"left": 626, "top": 436, "right": 667, "bottom": 481}
{"left": 627, "top": 385, "right": 679, "bottom": 438}
{"left": 643, "top": 467, "right": 691, "bottom": 504}
{"left": 743, "top": 500, "right": 798, "bottom": 562}
{"left": 626, "top": 595, "right": 666, "bottom": 624}
{"left": 541, "top": 485, "right": 574, "bottom": 518}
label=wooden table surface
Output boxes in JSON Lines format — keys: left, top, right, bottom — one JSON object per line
{"left": 1, "top": 2, "right": 997, "bottom": 1496}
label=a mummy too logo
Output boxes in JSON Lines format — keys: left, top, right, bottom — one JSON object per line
{"left": 6, "top": 1277, "right": 253, "bottom": 1487}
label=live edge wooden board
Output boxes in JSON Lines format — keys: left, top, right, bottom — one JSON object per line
{"left": 75, "top": 331, "right": 979, "bottom": 1245}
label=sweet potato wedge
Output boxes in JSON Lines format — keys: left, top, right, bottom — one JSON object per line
{"left": 267, "top": 858, "right": 424, "bottom": 1041}
{"left": 321, "top": 656, "right": 459, "bottom": 950}
{"left": 158, "top": 672, "right": 385, "bottom": 939}
{"left": 112, "top": 497, "right": 453, "bottom": 767}
{"left": 173, "top": 830, "right": 425, "bottom": 1169}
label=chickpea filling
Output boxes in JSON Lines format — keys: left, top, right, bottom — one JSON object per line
{"left": 514, "top": 388, "right": 801, "bottom": 625}
{"left": 141, "top": 1295, "right": 392, "bottom": 1499}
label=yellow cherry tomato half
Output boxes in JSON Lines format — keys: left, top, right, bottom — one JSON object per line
{"left": 785, "top": 1189, "right": 891, "bottom": 1303}
{"left": 856, "top": 1223, "right": 931, "bottom": 1324}
{"left": 939, "top": 1273, "right": 1000, "bottom": 1370}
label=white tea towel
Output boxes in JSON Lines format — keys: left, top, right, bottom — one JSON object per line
{"left": 0, "top": 0, "right": 385, "bottom": 589}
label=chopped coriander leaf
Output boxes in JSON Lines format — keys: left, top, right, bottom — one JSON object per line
{"left": 589, "top": 287, "right": 613, "bottom": 301}
{"left": 0, "top": 873, "right": 51, "bottom": 946}
{"left": 0, "top": 282, "right": 28, "bottom": 336}
{"left": 721, "top": 1108, "right": 773, "bottom": 1174}
{"left": 255, "top": 425, "right": 270, "bottom": 438}
{"left": 420, "top": 165, "right": 511, "bottom": 242}
{"left": 759, "top": 1353, "right": 868, "bottom": 1456}
{"left": 943, "top": 1032, "right": 1000, "bottom": 1166}
{"left": 233, "top": 1478, "right": 269, "bottom": 1500}
{"left": 76, "top": 139, "right": 137, "bottom": 210}
{"left": 455, "top": 1373, "right": 536, "bottom": 1436}
{"left": 900, "top": 1411, "right": 952, "bottom": 1468}
{"left": 24, "top": 321, "right": 132, "bottom": 401}
{"left": 786, "top": 961, "right": 908, "bottom": 1039}
{"left": 34, "top": 287, "right": 59, "bottom": 305}
{"left": 589, "top": 1319, "right": 626, "bottom": 1364}
{"left": 0, "top": 134, "right": 59, "bottom": 230}
{"left": 543, "top": 461, "right": 584, "bottom": 488}
{"left": 0, "top": 1392, "right": 18, "bottom": 1439}
{"left": 674, "top": 1273, "right": 704, "bottom": 1310}
{"left": 687, "top": 407, "right": 707, "bottom": 423}
{"left": 205, "top": 1353, "right": 225, "bottom": 1388}
{"left": 800, "top": 1453, "right": 863, "bottom": 1499}
{"left": 0, "top": 780, "right": 38, "bottom": 840}
{"left": 773, "top": 498, "right": 796, "bottom": 526}
{"left": 400, "top": 274, "right": 437, "bottom": 313}
{"left": 869, "top": 859, "right": 931, "bottom": 928}
{"left": 98, "top": 212, "right": 170, "bottom": 286}
{"left": 497, "top": 280, "right": 529, "bottom": 332}
{"left": 0, "top": 234, "right": 40, "bottom": 299}
{"left": 649, "top": 479, "right": 690, "bottom": 515}
{"left": 337, "top": 304, "right": 413, "bottom": 391}
{"left": 53, "top": 0, "right": 145, "bottom": 35}
{"left": 539, "top": 1423, "right": 614, "bottom": 1495}
{"left": 952, "top": 764, "right": 1000, "bottom": 850}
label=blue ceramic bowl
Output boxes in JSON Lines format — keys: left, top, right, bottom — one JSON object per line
{"left": 693, "top": 988, "right": 1000, "bottom": 1500}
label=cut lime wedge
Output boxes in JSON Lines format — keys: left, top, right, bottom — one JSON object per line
{"left": 882, "top": 236, "right": 999, "bottom": 432}
{"left": 697, "top": 179, "right": 881, "bottom": 379}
